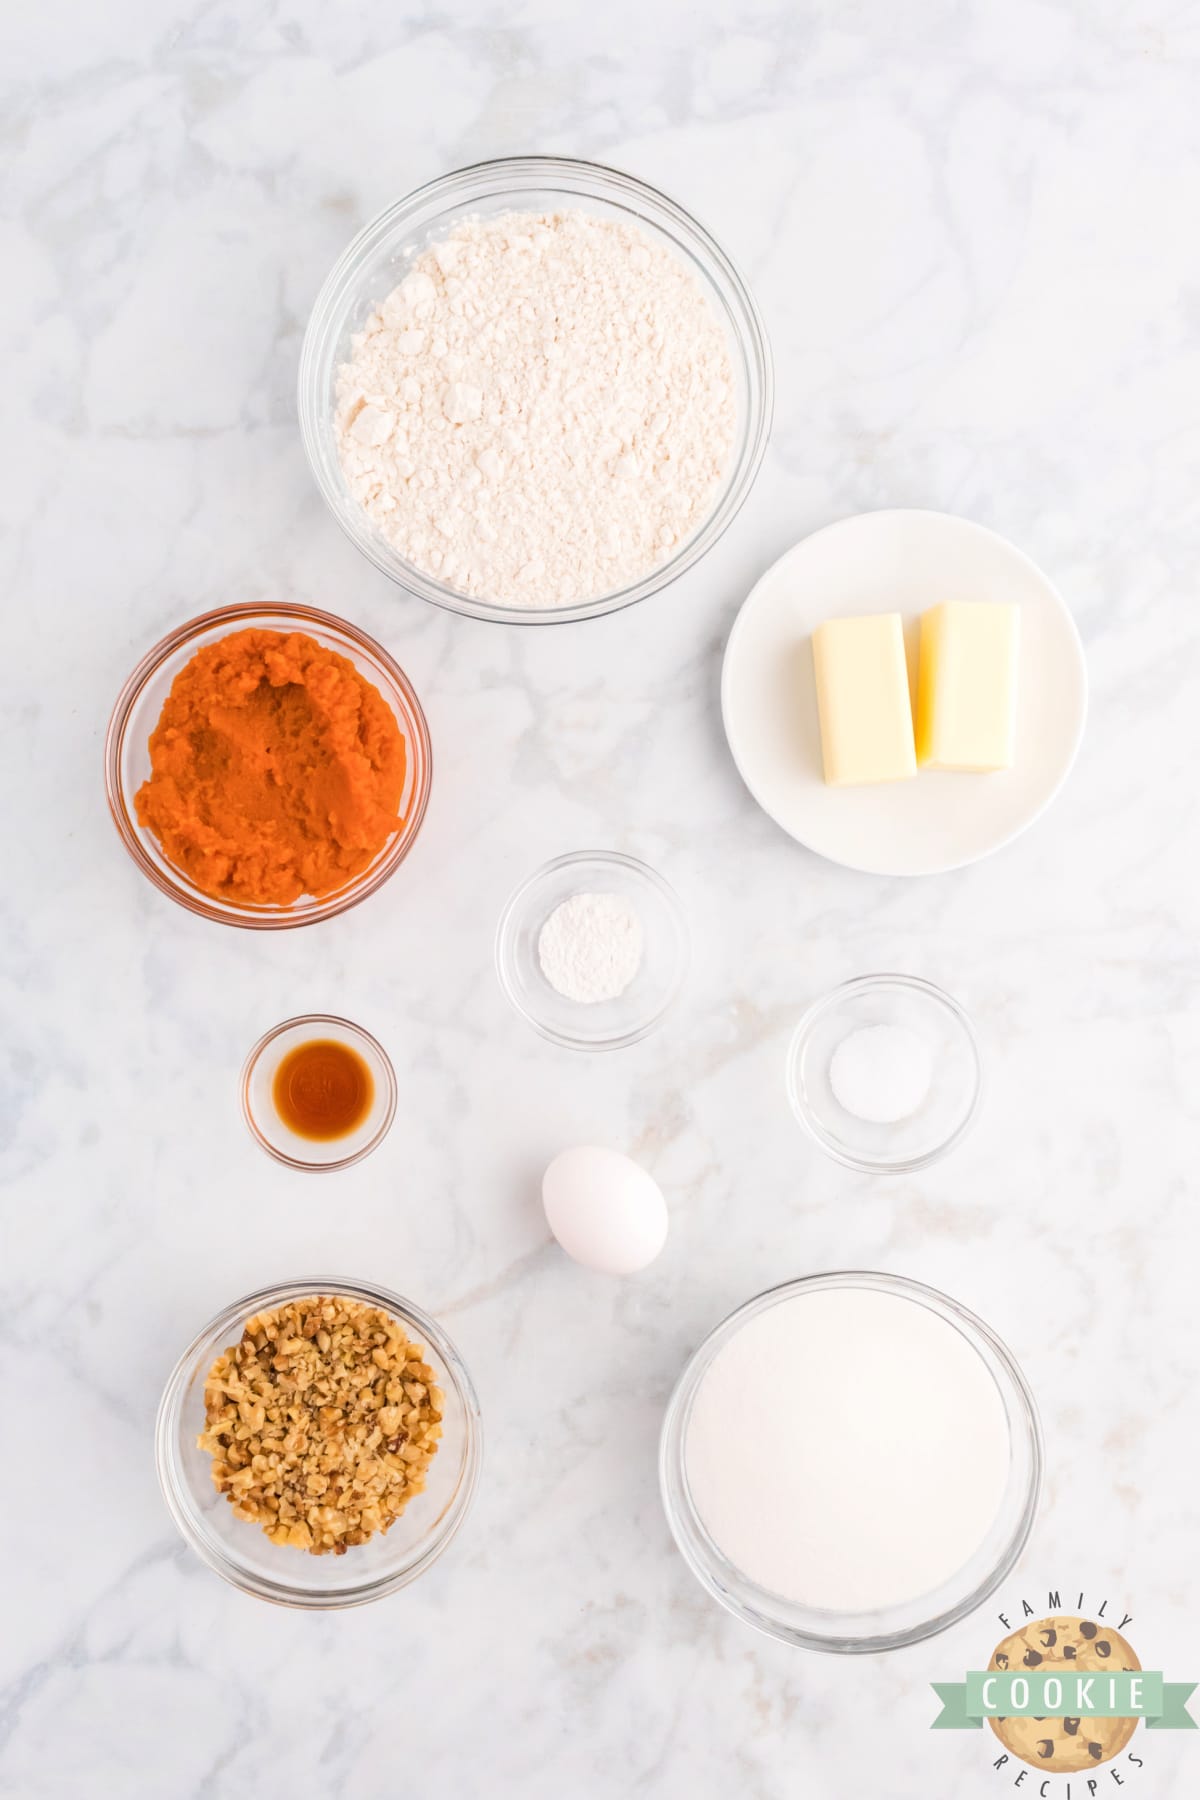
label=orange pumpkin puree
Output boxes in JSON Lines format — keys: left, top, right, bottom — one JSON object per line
{"left": 134, "top": 628, "right": 406, "bottom": 907}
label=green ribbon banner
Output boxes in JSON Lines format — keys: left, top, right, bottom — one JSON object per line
{"left": 931, "top": 1672, "right": 1197, "bottom": 1731}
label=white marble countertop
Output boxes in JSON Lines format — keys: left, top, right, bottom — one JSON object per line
{"left": 4, "top": 3, "right": 1200, "bottom": 1796}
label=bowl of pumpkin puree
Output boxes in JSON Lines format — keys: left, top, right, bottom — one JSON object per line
{"left": 105, "top": 604, "right": 431, "bottom": 927}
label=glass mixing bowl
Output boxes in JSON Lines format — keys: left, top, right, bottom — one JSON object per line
{"left": 298, "top": 155, "right": 773, "bottom": 624}
{"left": 155, "top": 1278, "right": 482, "bottom": 1608}
{"left": 105, "top": 603, "right": 432, "bottom": 928}
{"left": 660, "top": 1271, "right": 1042, "bottom": 1653}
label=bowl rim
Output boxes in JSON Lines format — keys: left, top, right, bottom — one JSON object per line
{"left": 494, "top": 849, "right": 690, "bottom": 1051}
{"left": 298, "top": 152, "right": 774, "bottom": 625}
{"left": 240, "top": 1014, "right": 399, "bottom": 1171}
{"left": 785, "top": 973, "right": 984, "bottom": 1173}
{"left": 104, "top": 601, "right": 433, "bottom": 930}
{"left": 154, "top": 1276, "right": 483, "bottom": 1609}
{"left": 659, "top": 1269, "right": 1044, "bottom": 1653}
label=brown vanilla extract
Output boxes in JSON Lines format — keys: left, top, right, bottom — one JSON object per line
{"left": 272, "top": 1039, "right": 374, "bottom": 1141}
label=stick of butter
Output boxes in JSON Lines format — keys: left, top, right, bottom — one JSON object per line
{"left": 915, "top": 601, "right": 1020, "bottom": 772}
{"left": 811, "top": 613, "right": 917, "bottom": 786}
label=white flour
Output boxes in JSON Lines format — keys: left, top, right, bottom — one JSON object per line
{"left": 685, "top": 1287, "right": 1011, "bottom": 1612}
{"left": 538, "top": 892, "right": 643, "bottom": 1005}
{"left": 335, "top": 210, "right": 735, "bottom": 608}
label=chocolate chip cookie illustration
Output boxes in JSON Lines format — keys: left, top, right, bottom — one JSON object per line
{"left": 988, "top": 1616, "right": 1141, "bottom": 1772}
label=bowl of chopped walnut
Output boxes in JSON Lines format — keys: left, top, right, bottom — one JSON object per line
{"left": 155, "top": 1279, "right": 482, "bottom": 1607}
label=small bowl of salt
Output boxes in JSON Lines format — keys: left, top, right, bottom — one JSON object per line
{"left": 495, "top": 851, "right": 689, "bottom": 1051}
{"left": 786, "top": 974, "right": 982, "bottom": 1173}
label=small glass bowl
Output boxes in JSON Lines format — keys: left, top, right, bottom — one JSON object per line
{"left": 495, "top": 851, "right": 689, "bottom": 1050}
{"left": 786, "top": 974, "right": 982, "bottom": 1173}
{"left": 242, "top": 1015, "right": 397, "bottom": 1171}
{"left": 298, "top": 154, "right": 773, "bottom": 624}
{"left": 659, "top": 1271, "right": 1043, "bottom": 1654}
{"left": 105, "top": 603, "right": 432, "bottom": 929}
{"left": 155, "top": 1278, "right": 482, "bottom": 1609}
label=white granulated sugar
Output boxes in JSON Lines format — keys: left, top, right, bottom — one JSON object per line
{"left": 335, "top": 210, "right": 736, "bottom": 608}
{"left": 685, "top": 1287, "right": 1011, "bottom": 1613}
{"left": 538, "top": 892, "right": 644, "bottom": 1005}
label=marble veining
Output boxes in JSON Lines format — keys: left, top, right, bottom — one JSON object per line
{"left": 2, "top": 2, "right": 1199, "bottom": 1796}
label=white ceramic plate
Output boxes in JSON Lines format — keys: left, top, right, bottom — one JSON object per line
{"left": 721, "top": 510, "right": 1088, "bottom": 876}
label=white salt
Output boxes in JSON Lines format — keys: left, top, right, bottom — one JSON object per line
{"left": 829, "top": 1023, "right": 932, "bottom": 1124}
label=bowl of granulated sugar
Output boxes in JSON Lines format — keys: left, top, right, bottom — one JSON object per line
{"left": 661, "top": 1272, "right": 1042, "bottom": 1653}
{"left": 299, "top": 156, "right": 773, "bottom": 624}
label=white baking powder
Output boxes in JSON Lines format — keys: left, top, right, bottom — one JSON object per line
{"left": 829, "top": 1023, "right": 933, "bottom": 1123}
{"left": 335, "top": 210, "right": 735, "bottom": 608}
{"left": 685, "top": 1287, "right": 1011, "bottom": 1612}
{"left": 538, "top": 892, "right": 643, "bottom": 1005}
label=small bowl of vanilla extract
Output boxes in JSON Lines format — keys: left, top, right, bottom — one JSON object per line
{"left": 241, "top": 1015, "right": 397, "bottom": 1171}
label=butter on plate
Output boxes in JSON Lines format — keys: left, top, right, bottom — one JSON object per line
{"left": 811, "top": 613, "right": 917, "bottom": 787}
{"left": 916, "top": 601, "right": 1020, "bottom": 772}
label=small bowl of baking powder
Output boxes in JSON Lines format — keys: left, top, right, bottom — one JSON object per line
{"left": 495, "top": 850, "right": 689, "bottom": 1049}
{"left": 299, "top": 156, "right": 772, "bottom": 624}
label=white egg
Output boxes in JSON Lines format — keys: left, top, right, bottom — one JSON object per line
{"left": 541, "top": 1146, "right": 668, "bottom": 1275}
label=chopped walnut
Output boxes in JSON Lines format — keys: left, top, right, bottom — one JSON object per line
{"left": 198, "top": 1295, "right": 444, "bottom": 1555}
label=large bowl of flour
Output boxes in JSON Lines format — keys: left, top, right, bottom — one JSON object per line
{"left": 660, "top": 1271, "right": 1042, "bottom": 1653}
{"left": 299, "top": 156, "right": 773, "bottom": 624}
